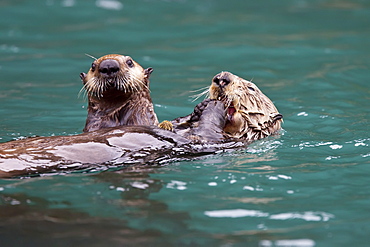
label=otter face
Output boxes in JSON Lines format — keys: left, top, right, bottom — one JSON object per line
{"left": 209, "top": 71, "right": 282, "bottom": 139}
{"left": 80, "top": 54, "right": 153, "bottom": 98}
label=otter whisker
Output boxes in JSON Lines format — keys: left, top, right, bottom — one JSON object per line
{"left": 90, "top": 78, "right": 100, "bottom": 98}
{"left": 134, "top": 76, "right": 149, "bottom": 91}
{"left": 128, "top": 75, "right": 142, "bottom": 93}
{"left": 78, "top": 86, "right": 89, "bottom": 101}
{"left": 131, "top": 78, "right": 141, "bottom": 92}
{"left": 117, "top": 78, "right": 124, "bottom": 92}
{"left": 190, "top": 87, "right": 210, "bottom": 102}
{"left": 123, "top": 80, "right": 130, "bottom": 93}
{"left": 100, "top": 78, "right": 108, "bottom": 97}
{"left": 130, "top": 83, "right": 136, "bottom": 93}
{"left": 115, "top": 76, "right": 122, "bottom": 91}
{"left": 189, "top": 86, "right": 210, "bottom": 93}
{"left": 122, "top": 82, "right": 128, "bottom": 93}
{"left": 129, "top": 81, "right": 136, "bottom": 93}
{"left": 80, "top": 85, "right": 91, "bottom": 100}
{"left": 85, "top": 53, "right": 97, "bottom": 60}
{"left": 84, "top": 78, "right": 94, "bottom": 93}
{"left": 126, "top": 76, "right": 135, "bottom": 92}
{"left": 119, "top": 74, "right": 129, "bottom": 93}
{"left": 130, "top": 69, "right": 148, "bottom": 91}
{"left": 224, "top": 98, "right": 233, "bottom": 108}
{"left": 86, "top": 77, "right": 106, "bottom": 98}
{"left": 135, "top": 81, "right": 150, "bottom": 92}
{"left": 129, "top": 75, "right": 145, "bottom": 92}
{"left": 120, "top": 77, "right": 129, "bottom": 93}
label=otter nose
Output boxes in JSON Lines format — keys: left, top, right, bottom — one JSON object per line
{"left": 98, "top": 59, "right": 120, "bottom": 77}
{"left": 213, "top": 75, "right": 230, "bottom": 88}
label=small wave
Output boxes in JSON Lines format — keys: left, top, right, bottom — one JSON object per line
{"left": 259, "top": 239, "right": 315, "bottom": 247}
{"left": 96, "top": 0, "right": 123, "bottom": 10}
{"left": 205, "top": 209, "right": 334, "bottom": 222}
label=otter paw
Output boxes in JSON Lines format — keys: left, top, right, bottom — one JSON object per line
{"left": 158, "top": 120, "right": 174, "bottom": 131}
{"left": 190, "top": 99, "right": 215, "bottom": 122}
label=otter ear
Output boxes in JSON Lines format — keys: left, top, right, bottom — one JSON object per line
{"left": 144, "top": 67, "right": 153, "bottom": 78}
{"left": 80, "top": 72, "right": 87, "bottom": 84}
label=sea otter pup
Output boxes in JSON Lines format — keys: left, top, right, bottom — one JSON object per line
{"left": 81, "top": 54, "right": 158, "bottom": 132}
{"left": 162, "top": 71, "right": 283, "bottom": 142}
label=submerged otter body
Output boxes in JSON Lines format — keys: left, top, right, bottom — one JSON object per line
{"left": 0, "top": 100, "right": 239, "bottom": 178}
{"left": 0, "top": 126, "right": 188, "bottom": 178}
{"left": 81, "top": 54, "right": 158, "bottom": 132}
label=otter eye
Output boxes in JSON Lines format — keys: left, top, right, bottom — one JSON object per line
{"left": 248, "top": 86, "right": 255, "bottom": 91}
{"left": 91, "top": 62, "right": 96, "bottom": 72}
{"left": 126, "top": 59, "right": 134, "bottom": 68}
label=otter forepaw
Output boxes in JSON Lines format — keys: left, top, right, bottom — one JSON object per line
{"left": 189, "top": 99, "right": 215, "bottom": 122}
{"left": 158, "top": 120, "right": 174, "bottom": 131}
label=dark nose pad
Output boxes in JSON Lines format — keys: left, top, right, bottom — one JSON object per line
{"left": 98, "top": 59, "right": 120, "bottom": 77}
{"left": 213, "top": 76, "right": 230, "bottom": 88}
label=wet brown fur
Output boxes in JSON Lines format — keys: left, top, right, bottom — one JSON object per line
{"left": 162, "top": 71, "right": 282, "bottom": 143}
{"left": 209, "top": 71, "right": 282, "bottom": 140}
{"left": 81, "top": 54, "right": 158, "bottom": 132}
{"left": 0, "top": 70, "right": 282, "bottom": 178}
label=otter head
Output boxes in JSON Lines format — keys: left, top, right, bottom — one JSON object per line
{"left": 80, "top": 54, "right": 153, "bottom": 98}
{"left": 80, "top": 54, "right": 158, "bottom": 132}
{"left": 209, "top": 71, "right": 282, "bottom": 140}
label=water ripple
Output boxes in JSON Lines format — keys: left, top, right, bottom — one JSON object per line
{"left": 204, "top": 209, "right": 334, "bottom": 222}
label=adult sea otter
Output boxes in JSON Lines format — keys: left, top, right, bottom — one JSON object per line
{"left": 161, "top": 71, "right": 283, "bottom": 141}
{"left": 0, "top": 67, "right": 282, "bottom": 178}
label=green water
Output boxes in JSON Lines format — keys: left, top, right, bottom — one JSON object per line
{"left": 0, "top": 0, "right": 369, "bottom": 246}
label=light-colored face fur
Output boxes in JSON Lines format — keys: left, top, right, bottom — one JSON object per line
{"left": 80, "top": 54, "right": 158, "bottom": 132}
{"left": 81, "top": 54, "right": 150, "bottom": 98}
{"left": 209, "top": 71, "right": 282, "bottom": 140}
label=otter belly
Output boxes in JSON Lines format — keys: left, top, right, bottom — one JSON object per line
{"left": 0, "top": 125, "right": 247, "bottom": 178}
{"left": 0, "top": 125, "right": 216, "bottom": 178}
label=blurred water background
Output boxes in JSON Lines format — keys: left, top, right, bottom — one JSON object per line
{"left": 0, "top": 0, "right": 369, "bottom": 246}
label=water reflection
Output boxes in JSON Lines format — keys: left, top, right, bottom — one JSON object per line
{"left": 0, "top": 169, "right": 223, "bottom": 246}
{"left": 0, "top": 171, "right": 177, "bottom": 245}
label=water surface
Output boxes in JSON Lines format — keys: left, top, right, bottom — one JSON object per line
{"left": 0, "top": 0, "right": 369, "bottom": 246}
